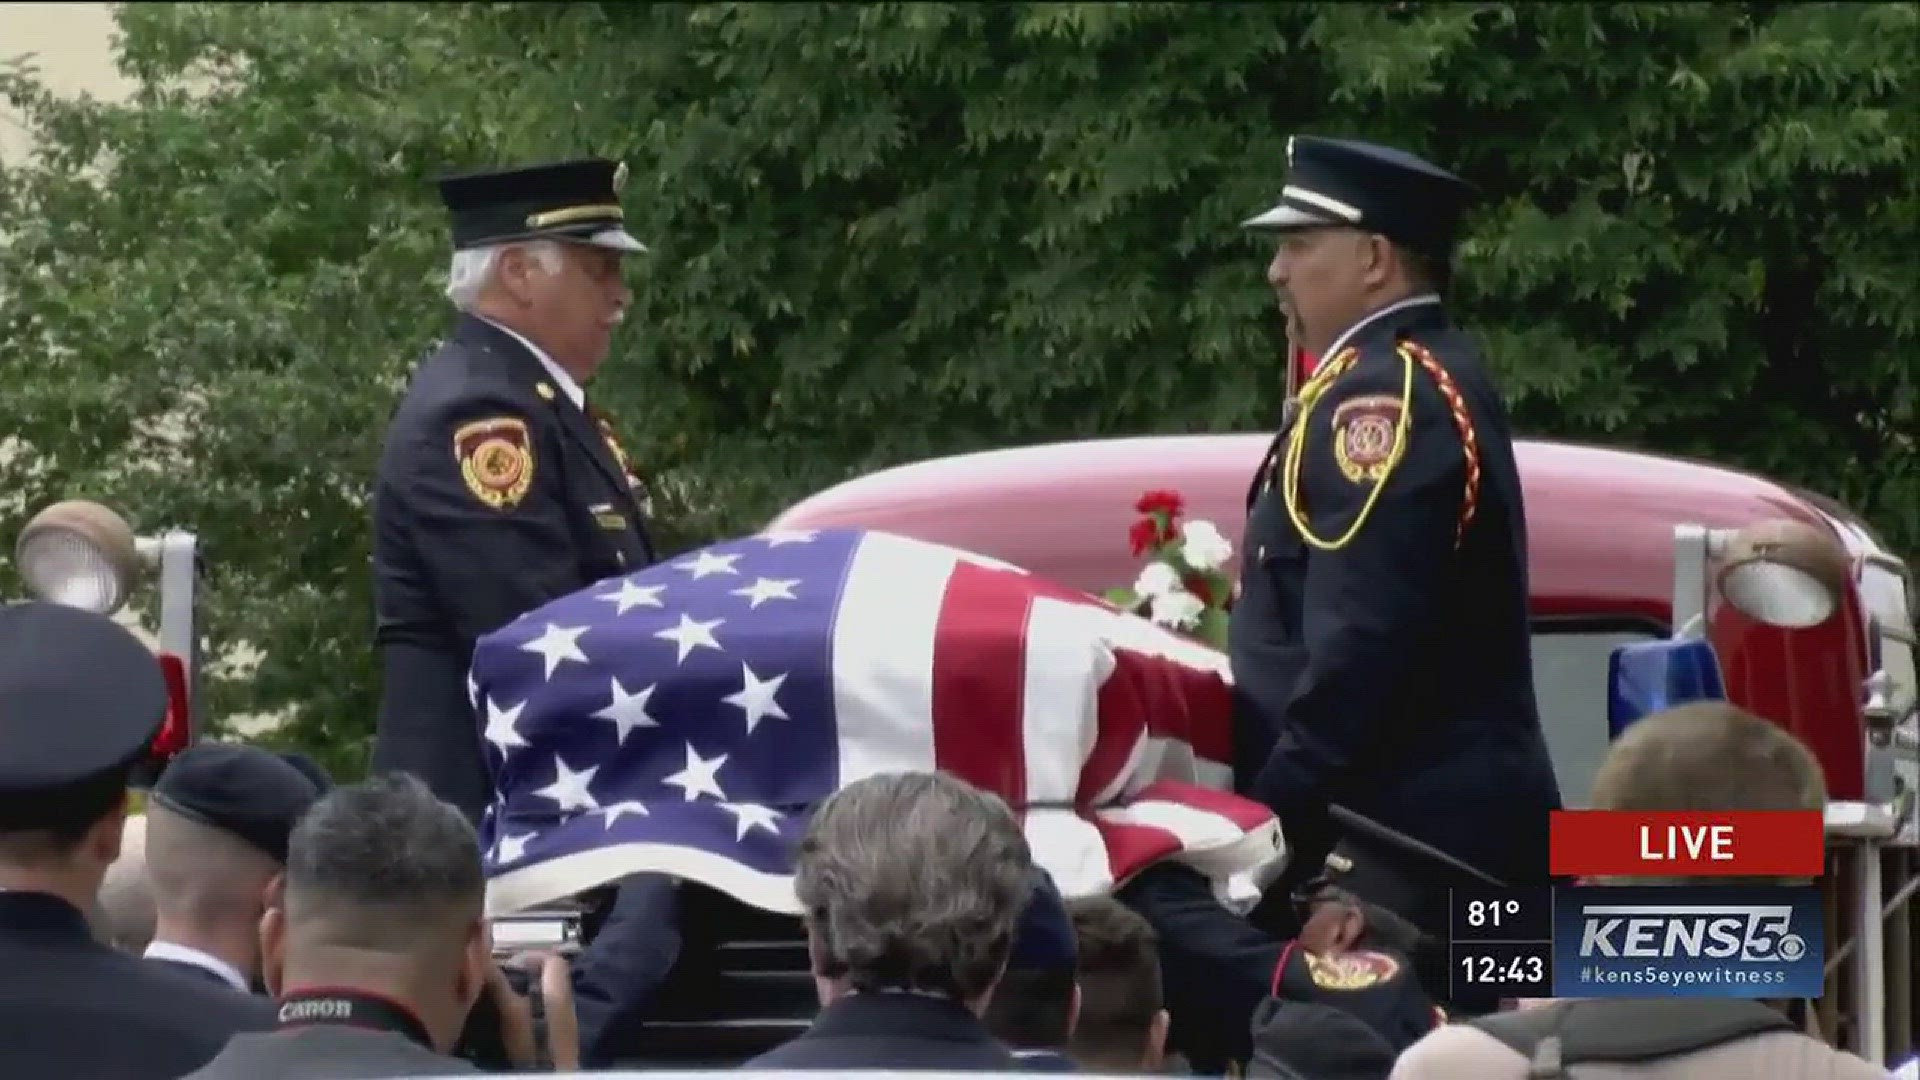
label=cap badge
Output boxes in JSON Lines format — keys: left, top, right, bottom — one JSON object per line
{"left": 453, "top": 417, "right": 534, "bottom": 510}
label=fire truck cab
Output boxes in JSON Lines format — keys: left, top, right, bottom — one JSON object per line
{"left": 767, "top": 433, "right": 1920, "bottom": 1064}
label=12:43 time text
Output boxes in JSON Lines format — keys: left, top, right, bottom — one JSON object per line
{"left": 1452, "top": 943, "right": 1553, "bottom": 996}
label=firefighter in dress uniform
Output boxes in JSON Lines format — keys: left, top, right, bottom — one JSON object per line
{"left": 371, "top": 158, "right": 658, "bottom": 823}
{"left": 1229, "top": 137, "right": 1564, "bottom": 992}
{"left": 0, "top": 602, "right": 276, "bottom": 1077}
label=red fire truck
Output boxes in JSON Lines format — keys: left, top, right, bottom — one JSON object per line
{"left": 764, "top": 432, "right": 1918, "bottom": 1065}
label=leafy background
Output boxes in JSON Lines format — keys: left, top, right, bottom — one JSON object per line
{"left": 2, "top": 1, "right": 1914, "bottom": 776}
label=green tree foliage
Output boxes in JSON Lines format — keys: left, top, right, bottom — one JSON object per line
{"left": 2, "top": 2, "right": 1914, "bottom": 771}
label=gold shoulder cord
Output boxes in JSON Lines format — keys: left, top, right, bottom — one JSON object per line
{"left": 1281, "top": 345, "right": 1415, "bottom": 551}
{"left": 1280, "top": 340, "right": 1482, "bottom": 552}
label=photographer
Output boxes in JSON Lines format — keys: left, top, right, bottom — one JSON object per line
{"left": 182, "top": 774, "right": 578, "bottom": 1077}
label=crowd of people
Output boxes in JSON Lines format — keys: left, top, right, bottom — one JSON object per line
{"left": 0, "top": 596, "right": 1895, "bottom": 1078}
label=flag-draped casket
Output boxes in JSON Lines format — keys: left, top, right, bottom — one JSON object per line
{"left": 469, "top": 527, "right": 1284, "bottom": 916}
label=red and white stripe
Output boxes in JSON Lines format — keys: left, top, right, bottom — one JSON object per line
{"left": 830, "top": 531, "right": 1284, "bottom": 898}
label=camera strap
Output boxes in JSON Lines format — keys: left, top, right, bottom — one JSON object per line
{"left": 276, "top": 988, "right": 434, "bottom": 1050}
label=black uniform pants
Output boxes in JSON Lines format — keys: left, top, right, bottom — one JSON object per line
{"left": 372, "top": 641, "right": 490, "bottom": 824}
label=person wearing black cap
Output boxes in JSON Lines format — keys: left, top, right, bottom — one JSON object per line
{"left": 371, "top": 157, "right": 658, "bottom": 822}
{"left": 1227, "top": 136, "right": 1562, "bottom": 990}
{"left": 142, "top": 742, "right": 325, "bottom": 993}
{"left": 982, "top": 869, "right": 1082, "bottom": 1071}
{"left": 0, "top": 602, "right": 275, "bottom": 1077}
{"left": 182, "top": 773, "right": 547, "bottom": 1079}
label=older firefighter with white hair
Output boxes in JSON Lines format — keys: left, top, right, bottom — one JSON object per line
{"left": 371, "top": 158, "right": 656, "bottom": 822}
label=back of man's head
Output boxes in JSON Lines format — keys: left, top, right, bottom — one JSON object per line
{"left": 146, "top": 804, "right": 282, "bottom": 930}
{"left": 1590, "top": 701, "right": 1825, "bottom": 885}
{"left": 0, "top": 602, "right": 170, "bottom": 898}
{"left": 1066, "top": 896, "right": 1168, "bottom": 1073}
{"left": 261, "top": 774, "right": 488, "bottom": 1051}
{"left": 796, "top": 770, "right": 1033, "bottom": 1008}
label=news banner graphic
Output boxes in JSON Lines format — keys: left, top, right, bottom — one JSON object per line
{"left": 1451, "top": 809, "right": 1828, "bottom": 999}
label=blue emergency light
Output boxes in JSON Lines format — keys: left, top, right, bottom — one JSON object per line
{"left": 1606, "top": 637, "right": 1728, "bottom": 739}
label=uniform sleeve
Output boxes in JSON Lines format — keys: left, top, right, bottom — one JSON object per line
{"left": 1115, "top": 862, "right": 1288, "bottom": 1071}
{"left": 569, "top": 873, "right": 682, "bottom": 1067}
{"left": 1251, "top": 349, "right": 1466, "bottom": 815}
{"left": 392, "top": 395, "right": 583, "bottom": 641}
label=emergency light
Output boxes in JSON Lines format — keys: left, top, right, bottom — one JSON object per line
{"left": 1606, "top": 637, "right": 1729, "bottom": 739}
{"left": 14, "top": 499, "right": 203, "bottom": 770}
{"left": 15, "top": 500, "right": 142, "bottom": 615}
{"left": 1717, "top": 519, "right": 1851, "bottom": 630}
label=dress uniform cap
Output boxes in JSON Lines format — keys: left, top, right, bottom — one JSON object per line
{"left": 149, "top": 743, "right": 325, "bottom": 864}
{"left": 0, "top": 601, "right": 167, "bottom": 792}
{"left": 436, "top": 157, "right": 647, "bottom": 254}
{"left": 1243, "top": 136, "right": 1476, "bottom": 259}
{"left": 1008, "top": 867, "right": 1077, "bottom": 972}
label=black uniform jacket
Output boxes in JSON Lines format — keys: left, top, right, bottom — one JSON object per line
{"left": 0, "top": 890, "right": 274, "bottom": 1078}
{"left": 746, "top": 991, "right": 1022, "bottom": 1071}
{"left": 1228, "top": 300, "right": 1562, "bottom": 889}
{"left": 371, "top": 313, "right": 655, "bottom": 817}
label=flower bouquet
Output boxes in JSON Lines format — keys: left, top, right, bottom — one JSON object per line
{"left": 1104, "top": 489, "right": 1235, "bottom": 651}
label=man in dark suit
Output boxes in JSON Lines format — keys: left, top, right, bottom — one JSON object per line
{"left": 372, "top": 157, "right": 658, "bottom": 822}
{"left": 0, "top": 602, "right": 275, "bottom": 1077}
{"left": 143, "top": 743, "right": 325, "bottom": 992}
{"left": 747, "top": 772, "right": 1030, "bottom": 1071}
{"left": 183, "top": 773, "right": 537, "bottom": 1078}
{"left": 1228, "top": 137, "right": 1562, "bottom": 953}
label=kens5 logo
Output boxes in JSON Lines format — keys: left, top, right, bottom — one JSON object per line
{"left": 1576, "top": 904, "right": 1810, "bottom": 964}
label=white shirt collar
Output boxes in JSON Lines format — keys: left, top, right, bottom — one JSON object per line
{"left": 1319, "top": 293, "right": 1442, "bottom": 364}
{"left": 144, "top": 940, "right": 249, "bottom": 992}
{"left": 478, "top": 316, "right": 585, "bottom": 409}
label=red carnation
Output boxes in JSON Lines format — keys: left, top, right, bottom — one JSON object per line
{"left": 1135, "top": 489, "right": 1185, "bottom": 518}
{"left": 1128, "top": 518, "right": 1159, "bottom": 557}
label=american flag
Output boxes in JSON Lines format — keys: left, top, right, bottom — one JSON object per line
{"left": 469, "top": 528, "right": 1283, "bottom": 917}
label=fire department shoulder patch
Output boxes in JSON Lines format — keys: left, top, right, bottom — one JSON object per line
{"left": 454, "top": 417, "right": 534, "bottom": 509}
{"left": 1331, "top": 394, "right": 1403, "bottom": 484}
{"left": 1304, "top": 949, "right": 1401, "bottom": 991}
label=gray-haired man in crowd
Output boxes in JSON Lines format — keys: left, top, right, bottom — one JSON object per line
{"left": 748, "top": 771, "right": 1036, "bottom": 1071}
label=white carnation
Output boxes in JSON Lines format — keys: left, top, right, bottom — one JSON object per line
{"left": 1134, "top": 561, "right": 1180, "bottom": 598}
{"left": 1148, "top": 588, "right": 1205, "bottom": 631}
{"left": 1180, "top": 519, "right": 1234, "bottom": 571}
